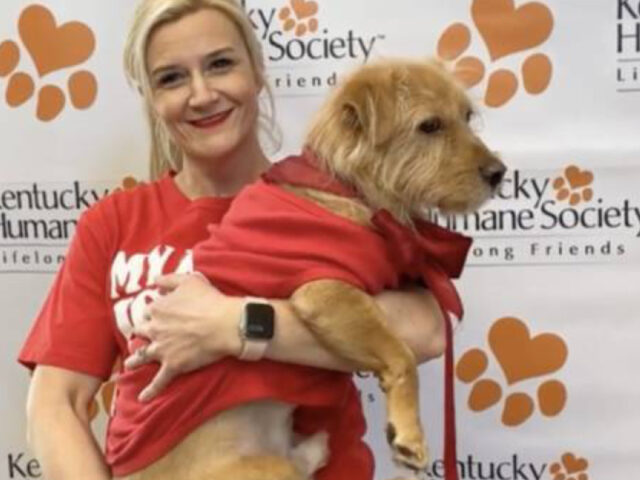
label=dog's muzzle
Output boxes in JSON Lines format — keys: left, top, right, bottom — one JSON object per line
{"left": 480, "top": 160, "right": 507, "bottom": 189}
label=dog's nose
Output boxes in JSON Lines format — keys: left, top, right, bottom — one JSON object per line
{"left": 480, "top": 161, "right": 507, "bottom": 189}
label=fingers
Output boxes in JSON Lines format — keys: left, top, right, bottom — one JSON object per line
{"left": 123, "top": 343, "right": 177, "bottom": 401}
{"left": 138, "top": 365, "right": 176, "bottom": 402}
{"left": 124, "top": 342, "right": 157, "bottom": 370}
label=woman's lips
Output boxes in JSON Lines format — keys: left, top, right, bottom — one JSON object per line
{"left": 188, "top": 109, "right": 233, "bottom": 129}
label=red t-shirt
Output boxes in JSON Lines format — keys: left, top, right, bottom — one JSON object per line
{"left": 18, "top": 175, "right": 372, "bottom": 479}
{"left": 193, "top": 179, "right": 404, "bottom": 297}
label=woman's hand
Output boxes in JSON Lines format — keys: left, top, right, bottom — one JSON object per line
{"left": 124, "top": 273, "right": 242, "bottom": 402}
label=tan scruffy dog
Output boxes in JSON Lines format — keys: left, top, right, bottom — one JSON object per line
{"left": 119, "top": 59, "right": 505, "bottom": 480}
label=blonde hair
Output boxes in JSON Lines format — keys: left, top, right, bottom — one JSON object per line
{"left": 123, "top": 0, "right": 276, "bottom": 180}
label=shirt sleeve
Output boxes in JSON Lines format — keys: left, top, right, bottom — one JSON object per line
{"left": 18, "top": 204, "right": 119, "bottom": 380}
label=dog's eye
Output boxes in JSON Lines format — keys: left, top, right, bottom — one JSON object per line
{"left": 418, "top": 118, "right": 442, "bottom": 134}
{"left": 466, "top": 109, "right": 475, "bottom": 123}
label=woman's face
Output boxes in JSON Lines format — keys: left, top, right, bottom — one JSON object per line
{"left": 146, "top": 8, "right": 261, "bottom": 164}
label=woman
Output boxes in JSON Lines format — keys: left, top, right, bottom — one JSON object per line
{"left": 20, "top": 1, "right": 446, "bottom": 479}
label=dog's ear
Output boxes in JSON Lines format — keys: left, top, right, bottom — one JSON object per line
{"left": 340, "top": 77, "right": 397, "bottom": 146}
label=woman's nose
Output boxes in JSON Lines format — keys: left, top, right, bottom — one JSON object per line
{"left": 188, "top": 74, "right": 218, "bottom": 108}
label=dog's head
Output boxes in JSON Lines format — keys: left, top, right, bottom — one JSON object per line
{"left": 306, "top": 59, "right": 505, "bottom": 223}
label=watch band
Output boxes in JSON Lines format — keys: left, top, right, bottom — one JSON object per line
{"left": 238, "top": 297, "right": 272, "bottom": 361}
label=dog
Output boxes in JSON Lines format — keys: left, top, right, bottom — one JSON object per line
{"left": 119, "top": 58, "right": 505, "bottom": 480}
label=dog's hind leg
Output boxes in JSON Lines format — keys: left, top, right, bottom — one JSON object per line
{"left": 291, "top": 279, "right": 428, "bottom": 471}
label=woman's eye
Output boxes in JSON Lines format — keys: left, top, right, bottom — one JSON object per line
{"left": 155, "top": 72, "right": 183, "bottom": 88}
{"left": 207, "top": 57, "right": 234, "bottom": 71}
{"left": 418, "top": 117, "right": 443, "bottom": 134}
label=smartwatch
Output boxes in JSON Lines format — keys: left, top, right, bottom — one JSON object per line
{"left": 238, "top": 297, "right": 275, "bottom": 361}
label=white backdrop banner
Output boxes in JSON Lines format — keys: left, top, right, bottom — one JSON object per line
{"left": 2, "top": 1, "right": 639, "bottom": 479}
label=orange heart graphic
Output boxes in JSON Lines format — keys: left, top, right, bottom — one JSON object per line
{"left": 471, "top": 0, "right": 553, "bottom": 61}
{"left": 489, "top": 317, "right": 567, "bottom": 385}
{"left": 561, "top": 453, "right": 588, "bottom": 474}
{"left": 291, "top": 0, "right": 318, "bottom": 20}
{"left": 101, "top": 380, "right": 116, "bottom": 414}
{"left": 18, "top": 5, "right": 95, "bottom": 77}
{"left": 564, "top": 165, "right": 593, "bottom": 189}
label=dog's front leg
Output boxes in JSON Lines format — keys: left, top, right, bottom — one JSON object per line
{"left": 291, "top": 279, "right": 428, "bottom": 471}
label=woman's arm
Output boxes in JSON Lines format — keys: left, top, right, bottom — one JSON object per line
{"left": 262, "top": 284, "right": 446, "bottom": 370}
{"left": 127, "top": 274, "right": 445, "bottom": 401}
{"left": 26, "top": 366, "right": 110, "bottom": 480}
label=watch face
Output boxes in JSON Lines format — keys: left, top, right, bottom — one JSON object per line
{"left": 245, "top": 303, "right": 275, "bottom": 339}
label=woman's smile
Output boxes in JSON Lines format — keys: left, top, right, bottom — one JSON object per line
{"left": 188, "top": 108, "right": 234, "bottom": 129}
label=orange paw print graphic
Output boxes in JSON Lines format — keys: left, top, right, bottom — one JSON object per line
{"left": 553, "top": 166, "right": 594, "bottom": 206}
{"left": 437, "top": 0, "right": 553, "bottom": 108}
{"left": 279, "top": 0, "right": 319, "bottom": 37}
{"left": 549, "top": 453, "right": 590, "bottom": 480}
{"left": 88, "top": 380, "right": 117, "bottom": 421}
{"left": 456, "top": 317, "right": 568, "bottom": 426}
{"left": 112, "top": 175, "right": 143, "bottom": 193}
{"left": 88, "top": 357, "right": 121, "bottom": 421}
{"left": 0, "top": 5, "right": 97, "bottom": 122}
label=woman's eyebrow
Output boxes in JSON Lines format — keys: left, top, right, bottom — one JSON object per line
{"left": 150, "top": 47, "right": 237, "bottom": 77}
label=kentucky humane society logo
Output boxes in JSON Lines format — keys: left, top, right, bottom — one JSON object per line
{"left": 0, "top": 176, "right": 139, "bottom": 273}
{"left": 426, "top": 163, "right": 640, "bottom": 265}
{"left": 241, "top": 0, "right": 386, "bottom": 96}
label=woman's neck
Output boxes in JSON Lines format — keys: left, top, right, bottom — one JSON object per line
{"left": 175, "top": 138, "right": 270, "bottom": 199}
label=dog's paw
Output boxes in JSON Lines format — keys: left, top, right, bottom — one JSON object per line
{"left": 0, "top": 5, "right": 97, "bottom": 121}
{"left": 552, "top": 165, "right": 594, "bottom": 206}
{"left": 456, "top": 317, "right": 568, "bottom": 426}
{"left": 436, "top": 0, "right": 553, "bottom": 108}
{"left": 386, "top": 423, "right": 429, "bottom": 472}
{"left": 278, "top": 0, "right": 319, "bottom": 37}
